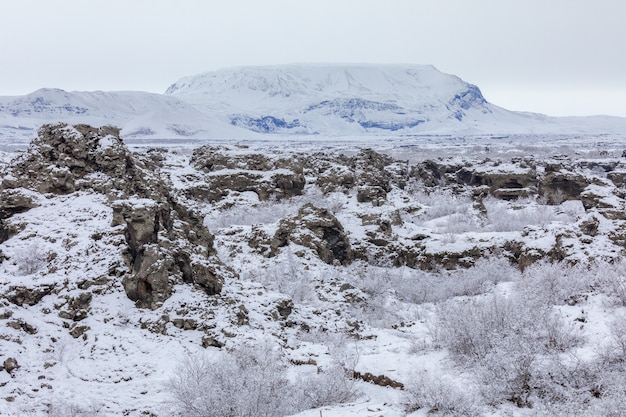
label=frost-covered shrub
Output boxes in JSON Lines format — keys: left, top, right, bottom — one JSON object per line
{"left": 523, "top": 354, "right": 626, "bottom": 416}
{"left": 517, "top": 260, "right": 593, "bottom": 306}
{"left": 598, "top": 313, "right": 626, "bottom": 365}
{"left": 46, "top": 401, "right": 104, "bottom": 417}
{"left": 297, "top": 361, "right": 357, "bottom": 409}
{"left": 349, "top": 257, "right": 517, "bottom": 313}
{"left": 303, "top": 188, "right": 347, "bottom": 214}
{"left": 605, "top": 275, "right": 626, "bottom": 306}
{"left": 403, "top": 370, "right": 479, "bottom": 416}
{"left": 436, "top": 294, "right": 582, "bottom": 361}
{"left": 168, "top": 346, "right": 296, "bottom": 417}
{"left": 594, "top": 259, "right": 626, "bottom": 306}
{"left": 245, "top": 251, "right": 317, "bottom": 304}
{"left": 13, "top": 242, "right": 47, "bottom": 275}
{"left": 484, "top": 197, "right": 563, "bottom": 232}
{"left": 447, "top": 256, "right": 519, "bottom": 297}
{"left": 434, "top": 295, "right": 520, "bottom": 361}
{"left": 168, "top": 344, "right": 357, "bottom": 417}
{"left": 205, "top": 197, "right": 299, "bottom": 230}
{"left": 434, "top": 212, "right": 481, "bottom": 234}
{"left": 204, "top": 187, "right": 346, "bottom": 231}
{"left": 406, "top": 187, "right": 474, "bottom": 223}
{"left": 434, "top": 293, "right": 583, "bottom": 407}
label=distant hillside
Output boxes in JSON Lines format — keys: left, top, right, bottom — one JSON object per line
{"left": 1, "top": 64, "right": 626, "bottom": 140}
{"left": 0, "top": 88, "right": 243, "bottom": 140}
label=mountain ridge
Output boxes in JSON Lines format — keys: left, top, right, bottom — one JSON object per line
{"left": 1, "top": 64, "right": 625, "bottom": 140}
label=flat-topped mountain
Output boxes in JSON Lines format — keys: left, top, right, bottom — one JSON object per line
{"left": 165, "top": 64, "right": 498, "bottom": 134}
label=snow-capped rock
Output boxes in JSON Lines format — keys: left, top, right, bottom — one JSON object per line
{"left": 1, "top": 123, "right": 234, "bottom": 309}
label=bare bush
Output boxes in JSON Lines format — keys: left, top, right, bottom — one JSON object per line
{"left": 517, "top": 260, "right": 593, "bottom": 306}
{"left": 484, "top": 197, "right": 565, "bottom": 232}
{"left": 448, "top": 256, "right": 519, "bottom": 297}
{"left": 403, "top": 370, "right": 479, "bottom": 416}
{"left": 204, "top": 187, "right": 346, "bottom": 231}
{"left": 46, "top": 401, "right": 104, "bottom": 417}
{"left": 597, "top": 313, "right": 626, "bottom": 366}
{"left": 434, "top": 293, "right": 584, "bottom": 408}
{"left": 249, "top": 251, "right": 317, "bottom": 304}
{"left": 13, "top": 242, "right": 47, "bottom": 275}
{"left": 352, "top": 256, "right": 516, "bottom": 309}
{"left": 526, "top": 353, "right": 626, "bottom": 416}
{"left": 168, "top": 346, "right": 295, "bottom": 417}
{"left": 594, "top": 259, "right": 626, "bottom": 306}
{"left": 405, "top": 187, "right": 474, "bottom": 224}
{"left": 205, "top": 197, "right": 299, "bottom": 230}
{"left": 434, "top": 295, "right": 520, "bottom": 361}
{"left": 297, "top": 361, "right": 357, "bottom": 409}
{"left": 168, "top": 343, "right": 357, "bottom": 417}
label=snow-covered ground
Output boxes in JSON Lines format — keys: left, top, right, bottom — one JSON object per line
{"left": 2, "top": 129, "right": 626, "bottom": 416}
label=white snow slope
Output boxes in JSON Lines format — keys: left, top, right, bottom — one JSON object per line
{"left": 2, "top": 64, "right": 626, "bottom": 140}
{"left": 0, "top": 88, "right": 250, "bottom": 141}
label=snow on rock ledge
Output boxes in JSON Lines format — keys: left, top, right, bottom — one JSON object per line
{"left": 0, "top": 123, "right": 234, "bottom": 309}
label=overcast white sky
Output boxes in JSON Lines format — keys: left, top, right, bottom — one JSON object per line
{"left": 1, "top": 0, "right": 625, "bottom": 117}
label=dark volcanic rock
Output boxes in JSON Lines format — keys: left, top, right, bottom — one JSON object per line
{"left": 353, "top": 148, "right": 395, "bottom": 192}
{"left": 0, "top": 189, "right": 38, "bottom": 221}
{"left": 188, "top": 145, "right": 306, "bottom": 202}
{"left": 271, "top": 203, "right": 352, "bottom": 265}
{"left": 1, "top": 123, "right": 235, "bottom": 309}
{"left": 111, "top": 191, "right": 230, "bottom": 308}
{"left": 2, "top": 124, "right": 132, "bottom": 195}
{"left": 3, "top": 357, "right": 19, "bottom": 374}
{"left": 6, "top": 285, "right": 55, "bottom": 307}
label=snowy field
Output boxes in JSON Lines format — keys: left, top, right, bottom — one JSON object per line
{"left": 2, "top": 131, "right": 626, "bottom": 417}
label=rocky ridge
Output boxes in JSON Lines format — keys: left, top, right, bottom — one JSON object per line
{"left": 189, "top": 143, "right": 626, "bottom": 271}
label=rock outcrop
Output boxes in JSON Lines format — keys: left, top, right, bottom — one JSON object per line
{"left": 187, "top": 145, "right": 306, "bottom": 202}
{"left": 271, "top": 203, "right": 352, "bottom": 265}
{"left": 410, "top": 157, "right": 601, "bottom": 204}
{"left": 303, "top": 149, "right": 406, "bottom": 198}
{"left": 0, "top": 123, "right": 234, "bottom": 309}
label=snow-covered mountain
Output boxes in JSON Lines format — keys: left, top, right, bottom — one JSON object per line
{"left": 165, "top": 64, "right": 506, "bottom": 134}
{"left": 1, "top": 64, "right": 625, "bottom": 140}
{"left": 164, "top": 64, "right": 626, "bottom": 136}
{"left": 0, "top": 88, "right": 245, "bottom": 140}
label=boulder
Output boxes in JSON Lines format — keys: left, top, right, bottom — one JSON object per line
{"left": 192, "top": 171, "right": 305, "bottom": 202}
{"left": 113, "top": 199, "right": 227, "bottom": 308}
{"left": 353, "top": 148, "right": 394, "bottom": 192}
{"left": 539, "top": 172, "right": 588, "bottom": 203}
{"left": 59, "top": 292, "right": 93, "bottom": 322}
{"left": 6, "top": 285, "right": 55, "bottom": 306}
{"left": 0, "top": 189, "right": 38, "bottom": 220}
{"left": 357, "top": 186, "right": 387, "bottom": 206}
{"left": 1, "top": 124, "right": 130, "bottom": 195}
{"left": 271, "top": 203, "right": 352, "bottom": 265}
{"left": 3, "top": 357, "right": 19, "bottom": 374}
